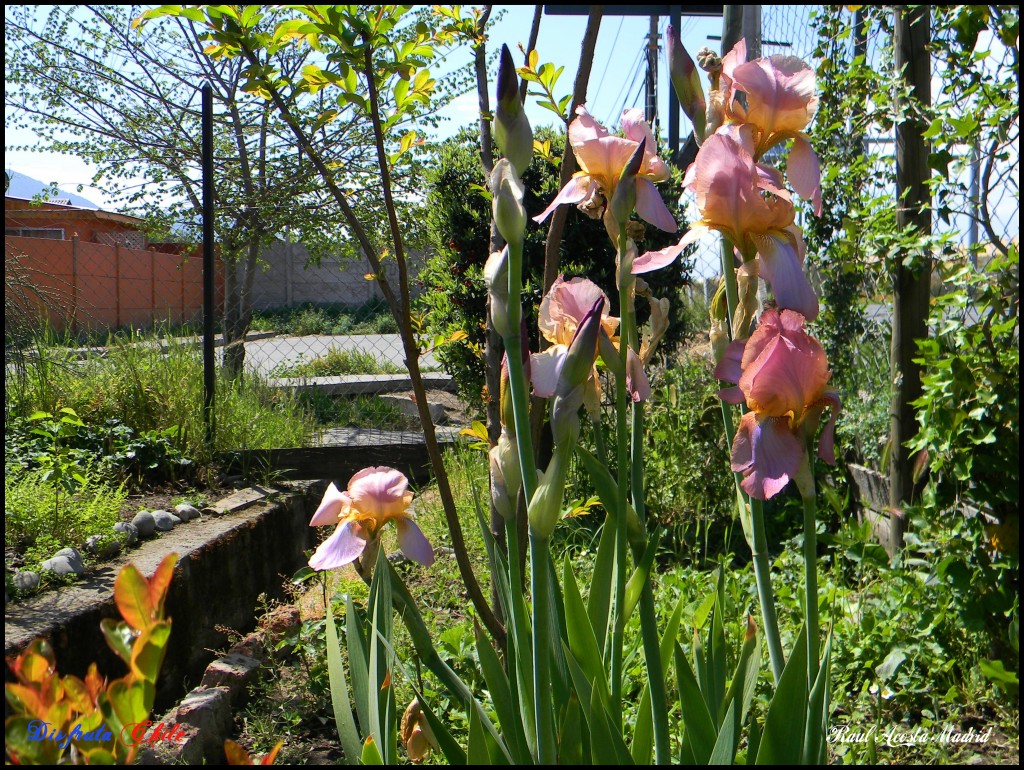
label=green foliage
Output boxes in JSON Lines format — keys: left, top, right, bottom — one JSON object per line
{"left": 642, "top": 354, "right": 736, "bottom": 559}
{"left": 6, "top": 412, "right": 193, "bottom": 491}
{"left": 417, "top": 126, "right": 695, "bottom": 411}
{"left": 5, "top": 332, "right": 317, "bottom": 466}
{"left": 806, "top": 7, "right": 899, "bottom": 375}
{"left": 272, "top": 349, "right": 402, "bottom": 378}
{"left": 5, "top": 465, "right": 127, "bottom": 566}
{"left": 251, "top": 299, "right": 398, "bottom": 337}
{"left": 909, "top": 248, "right": 1019, "bottom": 522}
{"left": 830, "top": 323, "right": 892, "bottom": 470}
{"left": 295, "top": 392, "right": 414, "bottom": 431}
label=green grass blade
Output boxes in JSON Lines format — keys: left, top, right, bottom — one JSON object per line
{"left": 562, "top": 553, "right": 609, "bottom": 698}
{"left": 623, "top": 528, "right": 661, "bottom": 621}
{"left": 368, "top": 549, "right": 395, "bottom": 764}
{"left": 708, "top": 699, "right": 737, "bottom": 765}
{"left": 325, "top": 597, "right": 362, "bottom": 765}
{"left": 674, "top": 640, "right": 718, "bottom": 765}
{"left": 803, "top": 630, "right": 833, "bottom": 765}
{"left": 587, "top": 513, "right": 617, "bottom": 654}
{"left": 344, "top": 596, "right": 371, "bottom": 736}
{"left": 755, "top": 625, "right": 808, "bottom": 765}
{"left": 474, "top": 622, "right": 530, "bottom": 764}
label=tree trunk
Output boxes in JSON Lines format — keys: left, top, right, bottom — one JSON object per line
{"left": 889, "top": 6, "right": 932, "bottom": 514}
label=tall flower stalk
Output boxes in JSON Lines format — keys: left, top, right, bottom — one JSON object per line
{"left": 668, "top": 29, "right": 838, "bottom": 752}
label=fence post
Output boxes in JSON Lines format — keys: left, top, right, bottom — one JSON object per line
{"left": 151, "top": 248, "right": 157, "bottom": 328}
{"left": 202, "top": 81, "right": 216, "bottom": 445}
{"left": 71, "top": 233, "right": 80, "bottom": 334}
{"left": 889, "top": 6, "right": 932, "bottom": 519}
{"left": 115, "top": 242, "right": 122, "bottom": 328}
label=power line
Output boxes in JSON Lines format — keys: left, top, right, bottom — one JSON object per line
{"left": 595, "top": 16, "right": 626, "bottom": 94}
{"left": 608, "top": 44, "right": 646, "bottom": 125}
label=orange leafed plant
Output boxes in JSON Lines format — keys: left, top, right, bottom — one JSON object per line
{"left": 224, "top": 738, "right": 284, "bottom": 765}
{"left": 4, "top": 553, "right": 178, "bottom": 765}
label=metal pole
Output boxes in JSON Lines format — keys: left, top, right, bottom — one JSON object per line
{"left": 202, "top": 82, "right": 216, "bottom": 446}
{"left": 721, "top": 5, "right": 742, "bottom": 56}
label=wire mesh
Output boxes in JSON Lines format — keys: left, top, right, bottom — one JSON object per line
{"left": 3, "top": 212, "right": 459, "bottom": 451}
{"left": 228, "top": 241, "right": 461, "bottom": 448}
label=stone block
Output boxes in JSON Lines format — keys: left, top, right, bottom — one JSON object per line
{"left": 201, "top": 653, "right": 262, "bottom": 703}
{"left": 175, "top": 503, "right": 201, "bottom": 522}
{"left": 134, "top": 722, "right": 204, "bottom": 766}
{"left": 131, "top": 510, "right": 156, "bottom": 537}
{"left": 173, "top": 685, "right": 232, "bottom": 761}
{"left": 152, "top": 510, "right": 180, "bottom": 531}
{"left": 378, "top": 394, "right": 448, "bottom": 424}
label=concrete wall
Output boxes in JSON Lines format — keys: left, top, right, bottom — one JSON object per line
{"left": 250, "top": 238, "right": 425, "bottom": 311}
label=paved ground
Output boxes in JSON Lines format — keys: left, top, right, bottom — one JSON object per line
{"left": 241, "top": 333, "right": 440, "bottom": 376}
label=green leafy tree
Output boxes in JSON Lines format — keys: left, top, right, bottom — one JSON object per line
{"left": 4, "top": 6, "right": 446, "bottom": 375}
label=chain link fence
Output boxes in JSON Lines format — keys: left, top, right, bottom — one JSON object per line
{"left": 222, "top": 240, "right": 461, "bottom": 447}
{"left": 4, "top": 208, "right": 459, "bottom": 451}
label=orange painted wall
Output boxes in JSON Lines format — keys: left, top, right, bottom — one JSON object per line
{"left": 6, "top": 235, "right": 222, "bottom": 332}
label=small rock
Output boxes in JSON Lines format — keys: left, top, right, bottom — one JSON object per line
{"left": 132, "top": 510, "right": 156, "bottom": 538}
{"left": 174, "top": 503, "right": 200, "bottom": 522}
{"left": 114, "top": 521, "right": 139, "bottom": 546}
{"left": 152, "top": 510, "right": 180, "bottom": 531}
{"left": 41, "top": 548, "right": 85, "bottom": 576}
{"left": 13, "top": 571, "right": 40, "bottom": 592}
{"left": 85, "top": 535, "right": 121, "bottom": 560}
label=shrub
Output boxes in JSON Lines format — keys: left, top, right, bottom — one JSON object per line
{"left": 642, "top": 351, "right": 736, "bottom": 559}
{"left": 909, "top": 248, "right": 1020, "bottom": 525}
{"left": 251, "top": 298, "right": 398, "bottom": 336}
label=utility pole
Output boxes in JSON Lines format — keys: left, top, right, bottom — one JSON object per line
{"left": 645, "top": 15, "right": 659, "bottom": 129}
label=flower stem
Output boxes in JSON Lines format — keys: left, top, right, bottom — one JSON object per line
{"left": 796, "top": 455, "right": 820, "bottom": 687}
{"left": 618, "top": 233, "right": 670, "bottom": 763}
{"left": 502, "top": 239, "right": 538, "bottom": 502}
{"left": 717, "top": 236, "right": 785, "bottom": 685}
{"left": 530, "top": 531, "right": 557, "bottom": 764}
{"left": 609, "top": 225, "right": 631, "bottom": 712}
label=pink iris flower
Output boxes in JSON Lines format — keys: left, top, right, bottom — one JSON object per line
{"left": 531, "top": 276, "right": 650, "bottom": 405}
{"left": 646, "top": 131, "right": 818, "bottom": 320}
{"left": 533, "top": 106, "right": 677, "bottom": 234}
{"left": 721, "top": 40, "right": 822, "bottom": 214}
{"left": 714, "top": 308, "right": 840, "bottom": 500}
{"left": 308, "top": 467, "right": 434, "bottom": 570}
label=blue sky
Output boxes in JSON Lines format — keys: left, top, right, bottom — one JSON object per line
{"left": 4, "top": 6, "right": 725, "bottom": 209}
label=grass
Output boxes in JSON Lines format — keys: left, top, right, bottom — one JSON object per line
{"left": 251, "top": 299, "right": 398, "bottom": 336}
{"left": 271, "top": 348, "right": 403, "bottom": 378}
{"left": 5, "top": 331, "right": 318, "bottom": 466}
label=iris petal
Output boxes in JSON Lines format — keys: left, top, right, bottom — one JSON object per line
{"left": 734, "top": 414, "right": 803, "bottom": 500}
{"left": 396, "top": 518, "right": 435, "bottom": 567}
{"left": 310, "top": 482, "right": 348, "bottom": 526}
{"left": 309, "top": 520, "right": 367, "bottom": 571}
